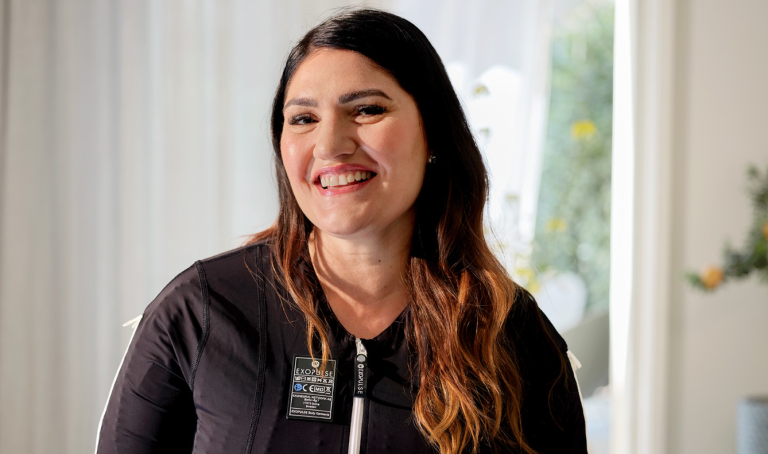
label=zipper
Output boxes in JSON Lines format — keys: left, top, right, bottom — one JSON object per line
{"left": 348, "top": 337, "right": 368, "bottom": 454}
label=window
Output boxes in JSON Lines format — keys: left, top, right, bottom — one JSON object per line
{"left": 532, "top": 2, "right": 614, "bottom": 453}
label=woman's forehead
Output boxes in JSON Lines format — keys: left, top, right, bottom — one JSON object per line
{"left": 284, "top": 49, "right": 400, "bottom": 101}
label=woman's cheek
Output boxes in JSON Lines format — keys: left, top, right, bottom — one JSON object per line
{"left": 281, "top": 139, "right": 308, "bottom": 186}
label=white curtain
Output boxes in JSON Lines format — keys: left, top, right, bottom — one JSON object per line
{"left": 0, "top": 1, "right": 551, "bottom": 452}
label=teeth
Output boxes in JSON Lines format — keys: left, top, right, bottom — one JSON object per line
{"left": 320, "top": 170, "right": 373, "bottom": 189}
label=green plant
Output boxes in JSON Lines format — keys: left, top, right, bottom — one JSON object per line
{"left": 686, "top": 163, "right": 768, "bottom": 291}
{"left": 530, "top": 1, "right": 614, "bottom": 313}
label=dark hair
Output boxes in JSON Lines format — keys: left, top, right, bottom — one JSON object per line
{"left": 250, "top": 8, "right": 561, "bottom": 454}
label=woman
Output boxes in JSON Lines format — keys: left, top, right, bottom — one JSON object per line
{"left": 97, "top": 8, "right": 587, "bottom": 454}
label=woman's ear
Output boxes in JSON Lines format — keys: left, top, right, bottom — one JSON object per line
{"left": 426, "top": 147, "right": 437, "bottom": 165}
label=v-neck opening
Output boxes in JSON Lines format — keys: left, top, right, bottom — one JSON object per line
{"left": 302, "top": 256, "right": 410, "bottom": 351}
{"left": 314, "top": 280, "right": 410, "bottom": 342}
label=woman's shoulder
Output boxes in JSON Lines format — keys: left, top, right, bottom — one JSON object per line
{"left": 506, "top": 286, "right": 568, "bottom": 357}
{"left": 133, "top": 241, "right": 277, "bottom": 380}
{"left": 504, "top": 286, "right": 570, "bottom": 394}
{"left": 143, "top": 240, "right": 275, "bottom": 322}
{"left": 195, "top": 240, "right": 274, "bottom": 284}
{"left": 506, "top": 287, "right": 589, "bottom": 452}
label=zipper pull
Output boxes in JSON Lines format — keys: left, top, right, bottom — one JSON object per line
{"left": 354, "top": 338, "right": 368, "bottom": 397}
{"left": 348, "top": 338, "right": 368, "bottom": 454}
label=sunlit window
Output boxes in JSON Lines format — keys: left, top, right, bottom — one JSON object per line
{"left": 532, "top": 2, "right": 615, "bottom": 453}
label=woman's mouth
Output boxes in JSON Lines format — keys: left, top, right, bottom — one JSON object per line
{"left": 318, "top": 171, "right": 375, "bottom": 189}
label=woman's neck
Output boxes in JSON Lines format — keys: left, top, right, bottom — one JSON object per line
{"left": 309, "top": 221, "right": 412, "bottom": 339}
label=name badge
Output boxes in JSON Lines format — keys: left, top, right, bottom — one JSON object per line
{"left": 286, "top": 356, "right": 337, "bottom": 422}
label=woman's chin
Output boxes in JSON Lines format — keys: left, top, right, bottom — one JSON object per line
{"left": 312, "top": 221, "right": 372, "bottom": 240}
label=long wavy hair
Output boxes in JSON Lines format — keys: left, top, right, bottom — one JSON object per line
{"left": 249, "top": 8, "right": 563, "bottom": 454}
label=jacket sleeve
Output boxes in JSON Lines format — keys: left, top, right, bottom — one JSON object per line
{"left": 96, "top": 264, "right": 205, "bottom": 454}
{"left": 508, "top": 288, "right": 589, "bottom": 454}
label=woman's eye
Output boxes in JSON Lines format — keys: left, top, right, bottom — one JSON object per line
{"left": 356, "top": 105, "right": 387, "bottom": 116}
{"left": 288, "top": 114, "right": 315, "bottom": 126}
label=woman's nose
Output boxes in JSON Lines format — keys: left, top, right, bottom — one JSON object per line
{"left": 313, "top": 117, "right": 356, "bottom": 161}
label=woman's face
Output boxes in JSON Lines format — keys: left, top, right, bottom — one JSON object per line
{"left": 281, "top": 48, "right": 428, "bottom": 240}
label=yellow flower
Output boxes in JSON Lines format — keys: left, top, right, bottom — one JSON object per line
{"left": 571, "top": 120, "right": 597, "bottom": 140}
{"left": 701, "top": 266, "right": 724, "bottom": 290}
{"left": 545, "top": 217, "right": 568, "bottom": 233}
{"left": 763, "top": 221, "right": 768, "bottom": 239}
{"left": 473, "top": 84, "right": 489, "bottom": 96}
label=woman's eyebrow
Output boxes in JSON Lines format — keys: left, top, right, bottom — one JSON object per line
{"left": 283, "top": 97, "right": 317, "bottom": 111}
{"left": 338, "top": 89, "right": 391, "bottom": 104}
{"left": 283, "top": 89, "right": 391, "bottom": 111}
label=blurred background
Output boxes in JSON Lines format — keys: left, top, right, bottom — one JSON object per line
{"left": 0, "top": 0, "right": 766, "bottom": 453}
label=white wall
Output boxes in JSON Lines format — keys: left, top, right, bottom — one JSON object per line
{"left": 668, "top": 0, "right": 768, "bottom": 452}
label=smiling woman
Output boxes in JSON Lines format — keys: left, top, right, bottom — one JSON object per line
{"left": 280, "top": 48, "right": 428, "bottom": 245}
{"left": 96, "top": 8, "right": 587, "bottom": 454}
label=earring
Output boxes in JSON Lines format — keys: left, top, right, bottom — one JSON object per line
{"left": 427, "top": 154, "right": 437, "bottom": 164}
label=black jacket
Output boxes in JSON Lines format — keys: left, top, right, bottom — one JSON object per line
{"left": 96, "top": 241, "right": 588, "bottom": 453}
